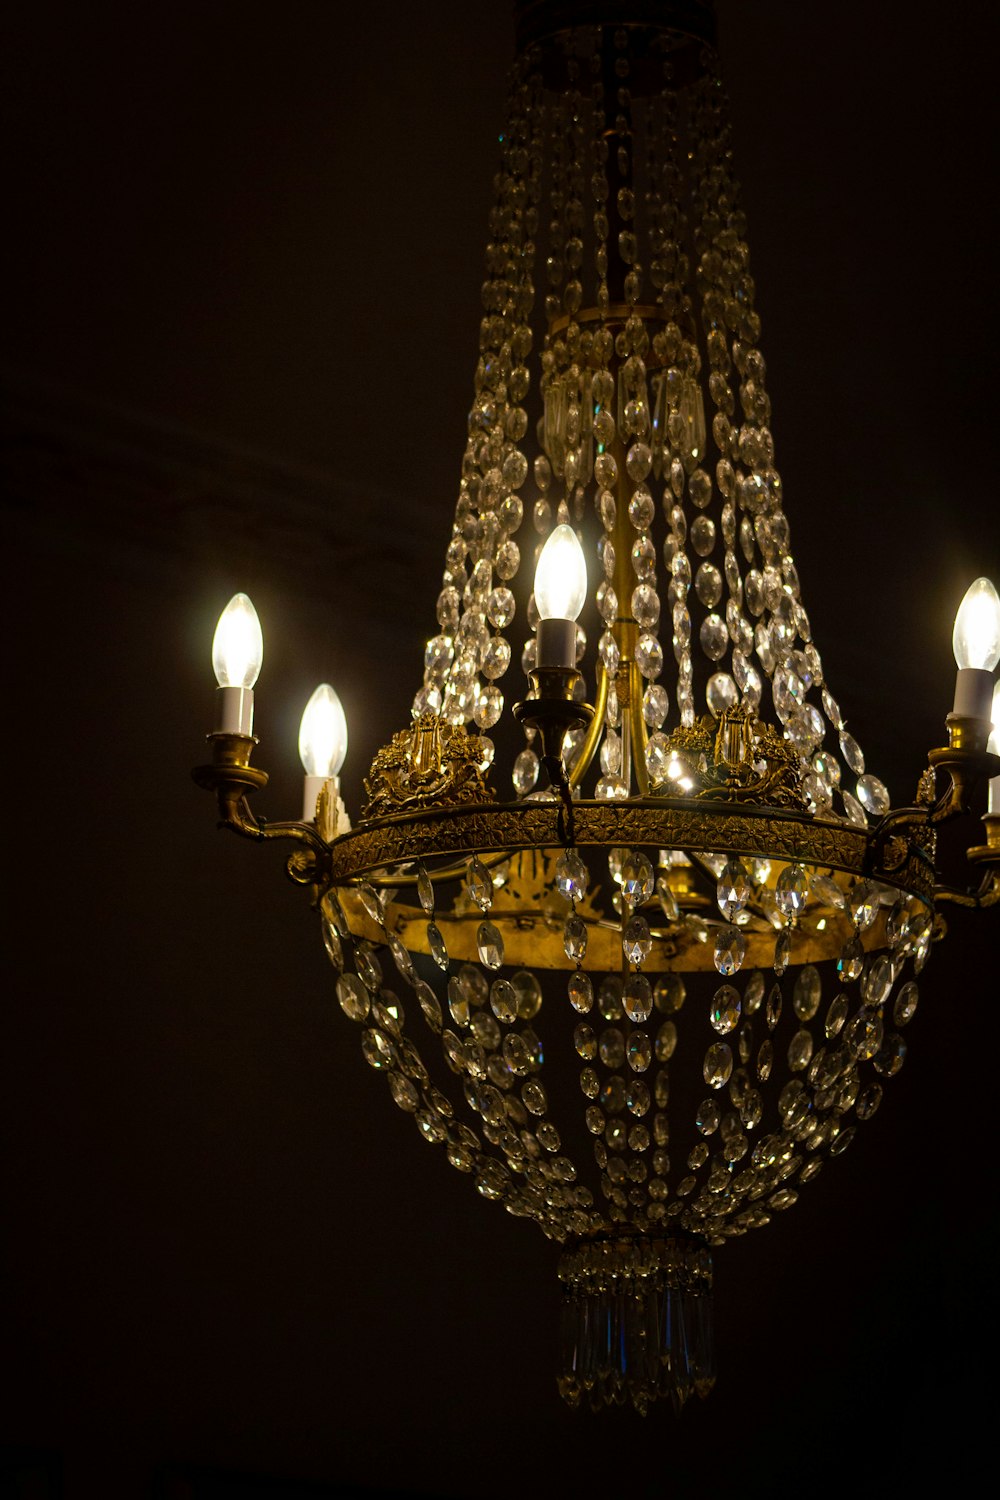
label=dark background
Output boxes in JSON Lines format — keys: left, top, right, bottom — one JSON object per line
{"left": 2, "top": 2, "right": 998, "bottom": 1496}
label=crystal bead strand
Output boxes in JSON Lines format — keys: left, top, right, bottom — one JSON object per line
{"left": 452, "top": 62, "right": 540, "bottom": 728}
{"left": 634, "top": 93, "right": 674, "bottom": 767}
{"left": 684, "top": 73, "right": 753, "bottom": 726}
{"left": 477, "top": 63, "right": 546, "bottom": 735}
{"left": 323, "top": 886, "right": 492, "bottom": 1200}
{"left": 528, "top": 67, "right": 572, "bottom": 691}
{"left": 619, "top": 850, "right": 655, "bottom": 1225}
{"left": 643, "top": 87, "right": 686, "bottom": 759}
{"left": 691, "top": 64, "right": 890, "bottom": 822}
{"left": 539, "top": 79, "right": 571, "bottom": 515}
{"left": 559, "top": 45, "right": 590, "bottom": 524}
{"left": 611, "top": 41, "right": 664, "bottom": 796}
{"left": 647, "top": 81, "right": 699, "bottom": 734}
{"left": 585, "top": 36, "right": 630, "bottom": 799}
{"left": 415, "top": 56, "right": 534, "bottom": 725}
{"left": 689, "top": 65, "right": 778, "bottom": 737}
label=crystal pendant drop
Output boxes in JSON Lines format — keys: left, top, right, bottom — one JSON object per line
{"left": 620, "top": 852, "right": 655, "bottom": 904}
{"left": 773, "top": 929, "right": 792, "bottom": 976}
{"left": 716, "top": 857, "right": 751, "bottom": 921}
{"left": 465, "top": 857, "right": 494, "bottom": 911}
{"left": 427, "top": 922, "right": 449, "bottom": 971}
{"left": 476, "top": 922, "right": 504, "bottom": 970}
{"left": 555, "top": 850, "right": 589, "bottom": 901}
{"left": 703, "top": 1043, "right": 734, "bottom": 1090}
{"left": 838, "top": 936, "right": 865, "bottom": 981}
{"left": 714, "top": 926, "right": 747, "bottom": 976}
{"left": 622, "top": 915, "right": 652, "bottom": 965}
{"left": 709, "top": 984, "right": 741, "bottom": 1034}
{"left": 563, "top": 914, "right": 588, "bottom": 962}
{"left": 416, "top": 864, "right": 435, "bottom": 915}
{"left": 775, "top": 864, "right": 808, "bottom": 915}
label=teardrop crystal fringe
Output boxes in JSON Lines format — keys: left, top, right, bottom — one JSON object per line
{"left": 557, "top": 1236, "right": 714, "bottom": 1415}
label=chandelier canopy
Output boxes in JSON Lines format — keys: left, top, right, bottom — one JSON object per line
{"left": 195, "top": 1, "right": 1000, "bottom": 1415}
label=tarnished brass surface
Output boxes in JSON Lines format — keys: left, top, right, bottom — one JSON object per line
{"left": 927, "top": 738, "right": 1000, "bottom": 822}
{"left": 513, "top": 667, "right": 594, "bottom": 770}
{"left": 567, "top": 663, "right": 609, "bottom": 788}
{"left": 935, "top": 869, "right": 1000, "bottom": 908}
{"left": 362, "top": 713, "right": 494, "bottom": 819}
{"left": 192, "top": 731, "right": 331, "bottom": 888}
{"left": 192, "top": 731, "right": 263, "bottom": 780}
{"left": 943, "top": 713, "right": 993, "bottom": 756}
{"left": 326, "top": 798, "right": 869, "bottom": 884}
{"left": 867, "top": 802, "right": 937, "bottom": 903}
{"left": 968, "top": 814, "right": 1000, "bottom": 866}
{"left": 652, "top": 708, "right": 804, "bottom": 808}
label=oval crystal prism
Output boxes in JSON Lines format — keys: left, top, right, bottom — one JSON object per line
{"left": 710, "top": 984, "right": 741, "bottom": 1034}
{"left": 717, "top": 857, "right": 751, "bottom": 921}
{"left": 704, "top": 1042, "right": 734, "bottom": 1090}
{"left": 714, "top": 925, "right": 747, "bottom": 976}
{"left": 477, "top": 922, "right": 504, "bottom": 970}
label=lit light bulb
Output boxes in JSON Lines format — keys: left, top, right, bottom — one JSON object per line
{"left": 989, "top": 680, "right": 1000, "bottom": 757}
{"left": 950, "top": 577, "right": 1000, "bottom": 722}
{"left": 533, "top": 524, "right": 587, "bottom": 670}
{"left": 534, "top": 524, "right": 587, "bottom": 622}
{"left": 298, "top": 684, "right": 348, "bottom": 778}
{"left": 210, "top": 593, "right": 263, "bottom": 735}
{"left": 299, "top": 683, "right": 349, "bottom": 825}
{"left": 988, "top": 680, "right": 1000, "bottom": 817}
{"left": 952, "top": 577, "right": 1000, "bottom": 672}
{"left": 212, "top": 593, "right": 263, "bottom": 689}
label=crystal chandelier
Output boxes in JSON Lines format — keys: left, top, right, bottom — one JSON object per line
{"left": 194, "top": 0, "right": 1000, "bottom": 1416}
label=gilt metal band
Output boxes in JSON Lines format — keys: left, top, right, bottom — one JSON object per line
{"left": 327, "top": 799, "right": 869, "bottom": 883}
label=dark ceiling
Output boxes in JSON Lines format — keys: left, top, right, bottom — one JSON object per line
{"left": 2, "top": 3, "right": 998, "bottom": 1497}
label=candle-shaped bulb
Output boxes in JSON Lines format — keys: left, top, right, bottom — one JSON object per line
{"left": 952, "top": 577, "right": 1000, "bottom": 672}
{"left": 989, "top": 680, "right": 1000, "bottom": 817}
{"left": 988, "top": 680, "right": 1000, "bottom": 757}
{"left": 298, "top": 684, "right": 348, "bottom": 778}
{"left": 212, "top": 593, "right": 263, "bottom": 688}
{"left": 534, "top": 524, "right": 587, "bottom": 622}
{"left": 533, "top": 525, "right": 588, "bottom": 672}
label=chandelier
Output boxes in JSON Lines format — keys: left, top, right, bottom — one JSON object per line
{"left": 194, "top": 0, "right": 1000, "bottom": 1416}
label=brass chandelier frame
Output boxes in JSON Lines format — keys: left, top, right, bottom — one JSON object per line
{"left": 194, "top": 708, "right": 1000, "bottom": 932}
{"left": 192, "top": 0, "right": 1000, "bottom": 1417}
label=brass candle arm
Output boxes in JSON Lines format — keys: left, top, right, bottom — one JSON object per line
{"left": 193, "top": 732, "right": 333, "bottom": 890}
{"left": 926, "top": 713, "right": 999, "bottom": 823}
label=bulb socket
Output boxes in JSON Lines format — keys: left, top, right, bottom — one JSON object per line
{"left": 214, "top": 684, "right": 254, "bottom": 736}
{"left": 952, "top": 667, "right": 994, "bottom": 721}
{"left": 537, "top": 617, "right": 577, "bottom": 669}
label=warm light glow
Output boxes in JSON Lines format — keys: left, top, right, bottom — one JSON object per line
{"left": 666, "top": 753, "right": 693, "bottom": 791}
{"left": 534, "top": 524, "right": 587, "bottom": 622}
{"left": 298, "top": 683, "right": 348, "bottom": 777}
{"left": 212, "top": 593, "right": 263, "bottom": 688}
{"left": 952, "top": 577, "right": 1000, "bottom": 671}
